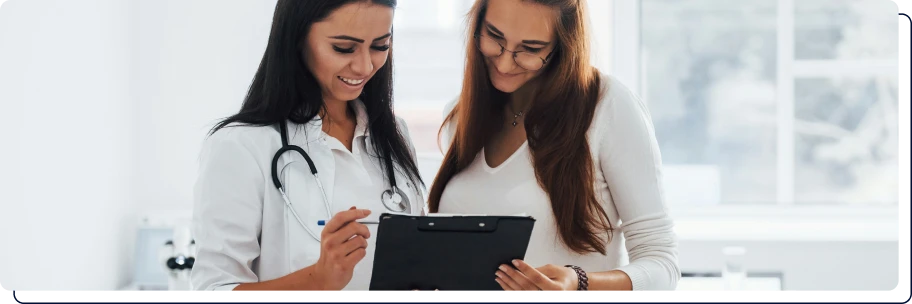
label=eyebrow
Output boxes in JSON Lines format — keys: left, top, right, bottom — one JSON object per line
{"left": 329, "top": 33, "right": 392, "bottom": 44}
{"left": 484, "top": 21, "right": 551, "bottom": 46}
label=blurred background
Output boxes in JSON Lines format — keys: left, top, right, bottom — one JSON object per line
{"left": 0, "top": 0, "right": 900, "bottom": 291}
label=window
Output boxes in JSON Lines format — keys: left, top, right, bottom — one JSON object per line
{"left": 638, "top": 0, "right": 898, "bottom": 207}
{"left": 640, "top": 0, "right": 779, "bottom": 205}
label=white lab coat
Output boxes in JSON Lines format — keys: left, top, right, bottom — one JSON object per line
{"left": 190, "top": 103, "right": 424, "bottom": 290}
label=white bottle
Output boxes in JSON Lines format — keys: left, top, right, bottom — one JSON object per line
{"left": 722, "top": 246, "right": 747, "bottom": 290}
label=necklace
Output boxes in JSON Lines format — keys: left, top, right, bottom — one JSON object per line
{"left": 508, "top": 102, "right": 526, "bottom": 127}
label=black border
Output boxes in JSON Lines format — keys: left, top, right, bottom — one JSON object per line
{"left": 7, "top": 289, "right": 908, "bottom": 304}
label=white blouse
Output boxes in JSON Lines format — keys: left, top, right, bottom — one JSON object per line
{"left": 438, "top": 75, "right": 680, "bottom": 290}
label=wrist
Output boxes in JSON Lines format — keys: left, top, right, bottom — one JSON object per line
{"left": 566, "top": 267, "right": 579, "bottom": 290}
{"left": 297, "top": 264, "right": 329, "bottom": 290}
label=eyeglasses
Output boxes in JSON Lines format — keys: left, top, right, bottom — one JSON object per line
{"left": 475, "top": 33, "right": 554, "bottom": 71}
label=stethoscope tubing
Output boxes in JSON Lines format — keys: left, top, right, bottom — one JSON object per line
{"left": 270, "top": 122, "right": 409, "bottom": 242}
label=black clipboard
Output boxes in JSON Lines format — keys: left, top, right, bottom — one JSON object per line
{"left": 368, "top": 213, "right": 536, "bottom": 290}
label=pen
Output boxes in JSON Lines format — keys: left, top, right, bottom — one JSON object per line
{"left": 317, "top": 220, "right": 380, "bottom": 226}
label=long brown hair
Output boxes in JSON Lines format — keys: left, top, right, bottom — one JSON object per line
{"left": 428, "top": 0, "right": 612, "bottom": 254}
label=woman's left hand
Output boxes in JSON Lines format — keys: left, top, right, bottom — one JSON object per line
{"left": 495, "top": 260, "right": 578, "bottom": 291}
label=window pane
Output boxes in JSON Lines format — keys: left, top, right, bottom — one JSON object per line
{"left": 794, "top": 77, "right": 898, "bottom": 205}
{"left": 791, "top": 0, "right": 898, "bottom": 205}
{"left": 641, "top": 0, "right": 778, "bottom": 205}
{"left": 795, "top": 0, "right": 898, "bottom": 60}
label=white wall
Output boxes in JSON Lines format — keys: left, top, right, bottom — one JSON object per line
{"left": 129, "top": 0, "right": 276, "bottom": 215}
{"left": 0, "top": 0, "right": 134, "bottom": 290}
{"left": 0, "top": 0, "right": 285, "bottom": 290}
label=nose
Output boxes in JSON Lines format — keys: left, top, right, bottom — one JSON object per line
{"left": 493, "top": 51, "right": 517, "bottom": 75}
{"left": 350, "top": 49, "right": 373, "bottom": 77}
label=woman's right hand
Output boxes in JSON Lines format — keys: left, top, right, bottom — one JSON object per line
{"left": 311, "top": 207, "right": 372, "bottom": 290}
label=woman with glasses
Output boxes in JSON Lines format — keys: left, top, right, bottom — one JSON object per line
{"left": 428, "top": 0, "right": 680, "bottom": 290}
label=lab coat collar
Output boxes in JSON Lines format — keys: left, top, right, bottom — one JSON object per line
{"left": 295, "top": 99, "right": 370, "bottom": 144}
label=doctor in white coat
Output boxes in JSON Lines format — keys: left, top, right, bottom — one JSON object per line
{"left": 191, "top": 0, "right": 424, "bottom": 291}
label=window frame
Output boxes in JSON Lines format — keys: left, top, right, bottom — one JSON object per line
{"left": 610, "top": 0, "right": 899, "bottom": 224}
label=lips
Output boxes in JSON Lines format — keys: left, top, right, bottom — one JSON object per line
{"left": 338, "top": 76, "right": 364, "bottom": 86}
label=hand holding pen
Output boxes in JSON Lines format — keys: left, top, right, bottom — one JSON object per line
{"left": 310, "top": 207, "right": 372, "bottom": 290}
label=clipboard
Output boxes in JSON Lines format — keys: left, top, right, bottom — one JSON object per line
{"left": 368, "top": 213, "right": 536, "bottom": 290}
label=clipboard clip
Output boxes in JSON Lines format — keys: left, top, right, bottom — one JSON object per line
{"left": 416, "top": 216, "right": 500, "bottom": 232}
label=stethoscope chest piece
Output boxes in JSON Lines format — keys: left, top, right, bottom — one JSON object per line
{"left": 381, "top": 186, "right": 410, "bottom": 213}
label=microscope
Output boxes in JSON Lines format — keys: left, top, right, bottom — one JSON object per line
{"left": 157, "top": 221, "right": 197, "bottom": 290}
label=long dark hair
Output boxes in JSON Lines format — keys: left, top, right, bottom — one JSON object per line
{"left": 429, "top": 0, "right": 610, "bottom": 254}
{"left": 211, "top": 0, "right": 422, "bottom": 189}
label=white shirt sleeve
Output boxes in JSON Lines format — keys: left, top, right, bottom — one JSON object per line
{"left": 191, "top": 130, "right": 265, "bottom": 291}
{"left": 597, "top": 79, "right": 681, "bottom": 290}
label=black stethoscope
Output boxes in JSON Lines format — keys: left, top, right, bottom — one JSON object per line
{"left": 270, "top": 122, "right": 410, "bottom": 242}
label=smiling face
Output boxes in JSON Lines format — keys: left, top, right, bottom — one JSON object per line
{"left": 303, "top": 2, "right": 394, "bottom": 104}
{"left": 480, "top": 0, "right": 557, "bottom": 93}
